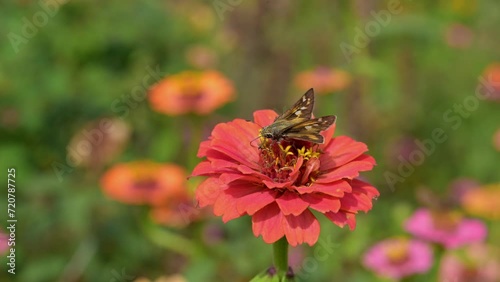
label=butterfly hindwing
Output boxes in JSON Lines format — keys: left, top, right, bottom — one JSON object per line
{"left": 283, "top": 115, "right": 337, "bottom": 144}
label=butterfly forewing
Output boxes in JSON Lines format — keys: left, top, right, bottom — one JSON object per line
{"left": 276, "top": 88, "right": 314, "bottom": 121}
{"left": 259, "top": 88, "right": 336, "bottom": 144}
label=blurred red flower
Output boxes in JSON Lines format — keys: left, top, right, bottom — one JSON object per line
{"left": 148, "top": 70, "right": 234, "bottom": 116}
{"left": 192, "top": 110, "right": 378, "bottom": 246}
{"left": 294, "top": 67, "right": 351, "bottom": 95}
{"left": 100, "top": 161, "right": 187, "bottom": 206}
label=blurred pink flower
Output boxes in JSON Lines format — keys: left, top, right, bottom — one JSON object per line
{"left": 363, "top": 237, "right": 433, "bottom": 280}
{"left": 445, "top": 23, "right": 474, "bottom": 49}
{"left": 0, "top": 231, "right": 9, "bottom": 255}
{"left": 404, "top": 208, "right": 487, "bottom": 249}
{"left": 440, "top": 244, "right": 500, "bottom": 282}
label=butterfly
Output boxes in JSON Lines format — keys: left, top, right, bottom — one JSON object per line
{"left": 259, "top": 88, "right": 336, "bottom": 144}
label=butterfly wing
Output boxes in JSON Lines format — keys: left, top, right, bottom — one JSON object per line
{"left": 275, "top": 88, "right": 315, "bottom": 121}
{"left": 283, "top": 115, "right": 337, "bottom": 144}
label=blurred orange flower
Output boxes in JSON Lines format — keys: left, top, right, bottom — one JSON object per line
{"left": 462, "top": 183, "right": 500, "bottom": 220}
{"left": 294, "top": 67, "right": 351, "bottom": 95}
{"left": 481, "top": 63, "right": 500, "bottom": 101}
{"left": 100, "top": 161, "right": 187, "bottom": 206}
{"left": 493, "top": 129, "right": 500, "bottom": 151}
{"left": 149, "top": 70, "right": 235, "bottom": 116}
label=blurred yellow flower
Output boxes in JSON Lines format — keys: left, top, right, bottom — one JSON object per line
{"left": 148, "top": 70, "right": 235, "bottom": 116}
{"left": 462, "top": 184, "right": 500, "bottom": 220}
{"left": 294, "top": 67, "right": 351, "bottom": 95}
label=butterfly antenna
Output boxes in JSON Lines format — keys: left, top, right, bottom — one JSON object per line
{"left": 249, "top": 136, "right": 261, "bottom": 148}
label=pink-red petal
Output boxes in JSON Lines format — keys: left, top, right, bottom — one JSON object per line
{"left": 223, "top": 182, "right": 277, "bottom": 215}
{"left": 302, "top": 193, "right": 341, "bottom": 213}
{"left": 196, "top": 177, "right": 223, "bottom": 207}
{"left": 252, "top": 203, "right": 285, "bottom": 244}
{"left": 317, "top": 154, "right": 376, "bottom": 182}
{"left": 253, "top": 110, "right": 278, "bottom": 127}
{"left": 275, "top": 191, "right": 310, "bottom": 216}
{"left": 209, "top": 119, "right": 261, "bottom": 169}
{"left": 298, "top": 180, "right": 352, "bottom": 197}
{"left": 320, "top": 136, "right": 369, "bottom": 171}
{"left": 325, "top": 211, "right": 357, "bottom": 230}
{"left": 213, "top": 191, "right": 245, "bottom": 222}
{"left": 197, "top": 140, "right": 211, "bottom": 158}
{"left": 351, "top": 178, "right": 380, "bottom": 199}
{"left": 283, "top": 210, "right": 320, "bottom": 246}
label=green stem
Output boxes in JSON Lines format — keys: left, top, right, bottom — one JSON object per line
{"left": 187, "top": 115, "right": 204, "bottom": 172}
{"left": 273, "top": 237, "right": 289, "bottom": 278}
{"left": 144, "top": 223, "right": 197, "bottom": 257}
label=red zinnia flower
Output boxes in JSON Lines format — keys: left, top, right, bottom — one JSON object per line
{"left": 192, "top": 110, "right": 378, "bottom": 246}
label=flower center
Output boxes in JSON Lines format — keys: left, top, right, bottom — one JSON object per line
{"left": 430, "top": 210, "right": 462, "bottom": 232}
{"left": 258, "top": 137, "right": 322, "bottom": 186}
{"left": 130, "top": 162, "right": 162, "bottom": 190}
{"left": 133, "top": 179, "right": 159, "bottom": 190}
{"left": 384, "top": 239, "right": 410, "bottom": 265}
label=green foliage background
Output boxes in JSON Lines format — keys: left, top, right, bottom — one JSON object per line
{"left": 0, "top": 0, "right": 499, "bottom": 281}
